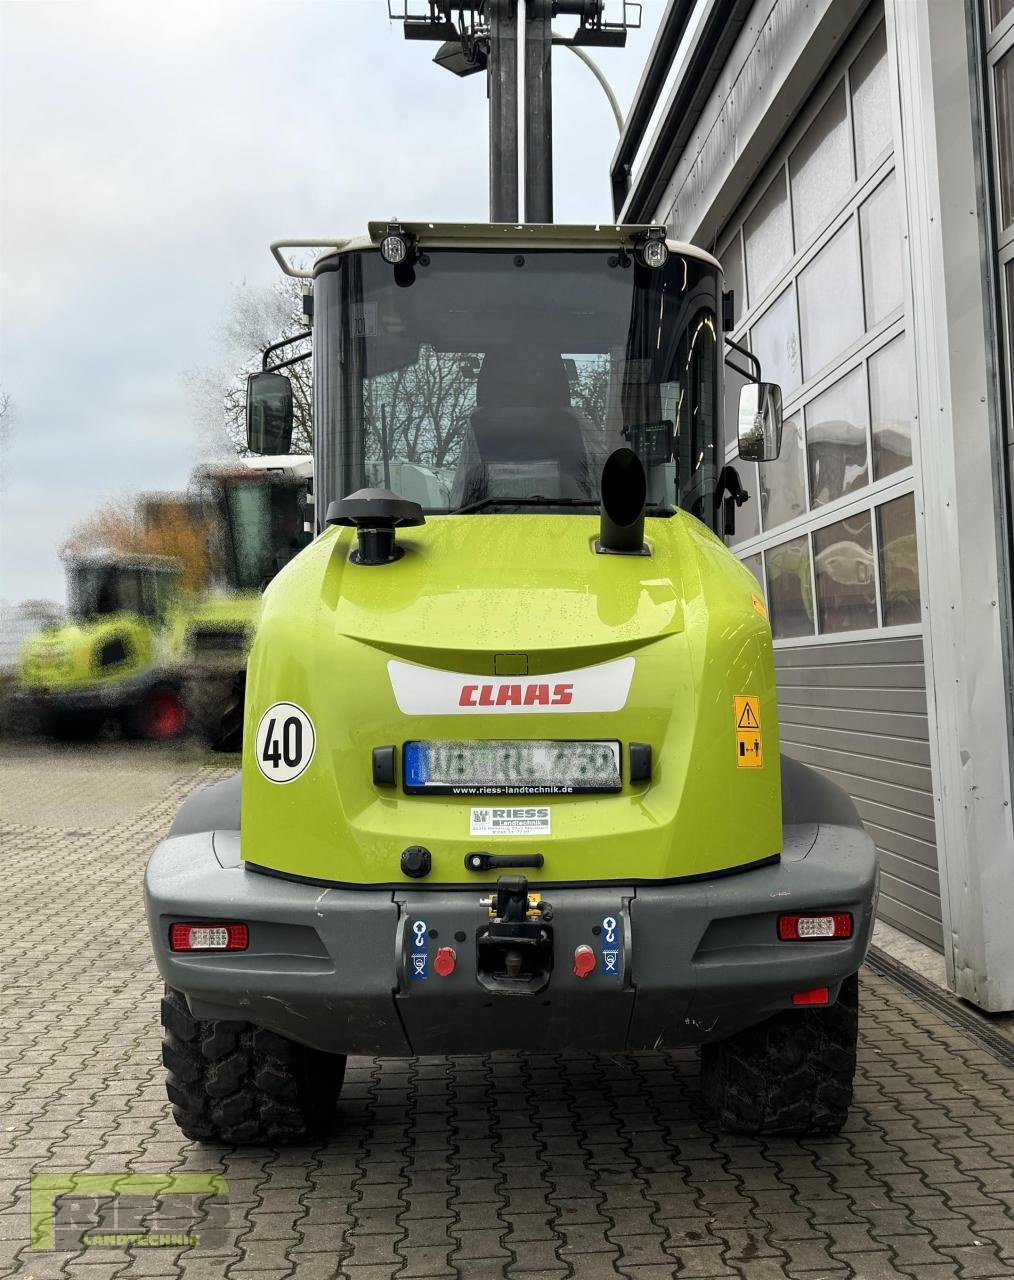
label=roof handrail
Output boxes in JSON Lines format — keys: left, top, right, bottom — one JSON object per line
{"left": 270, "top": 240, "right": 352, "bottom": 279}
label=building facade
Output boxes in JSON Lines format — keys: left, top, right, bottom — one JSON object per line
{"left": 614, "top": 0, "right": 1014, "bottom": 1008}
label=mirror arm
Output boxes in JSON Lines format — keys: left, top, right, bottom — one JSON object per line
{"left": 723, "top": 336, "right": 761, "bottom": 384}
{"left": 262, "top": 331, "right": 312, "bottom": 372}
{"left": 266, "top": 350, "right": 312, "bottom": 374}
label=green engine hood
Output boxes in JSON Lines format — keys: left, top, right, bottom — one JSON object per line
{"left": 19, "top": 614, "right": 157, "bottom": 690}
{"left": 241, "top": 514, "right": 781, "bottom": 885}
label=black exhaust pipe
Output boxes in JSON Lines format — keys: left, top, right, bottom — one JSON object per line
{"left": 597, "top": 448, "right": 648, "bottom": 556}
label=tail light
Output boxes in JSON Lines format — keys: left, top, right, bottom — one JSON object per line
{"left": 793, "top": 987, "right": 830, "bottom": 1006}
{"left": 170, "top": 923, "right": 249, "bottom": 952}
{"left": 778, "top": 912, "right": 852, "bottom": 941}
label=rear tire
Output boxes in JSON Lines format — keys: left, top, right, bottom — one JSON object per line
{"left": 699, "top": 973, "right": 859, "bottom": 1135}
{"left": 160, "top": 988, "right": 345, "bottom": 1144}
{"left": 183, "top": 676, "right": 238, "bottom": 750}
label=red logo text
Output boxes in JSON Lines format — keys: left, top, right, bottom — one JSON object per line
{"left": 458, "top": 683, "right": 574, "bottom": 708}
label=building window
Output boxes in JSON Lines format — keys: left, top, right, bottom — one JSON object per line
{"left": 765, "top": 536, "right": 814, "bottom": 639}
{"left": 744, "top": 171, "right": 792, "bottom": 302}
{"left": 760, "top": 412, "right": 807, "bottom": 529}
{"left": 992, "top": 0, "right": 1014, "bottom": 31}
{"left": 751, "top": 286, "right": 801, "bottom": 395}
{"left": 860, "top": 172, "right": 905, "bottom": 326}
{"left": 790, "top": 82, "right": 853, "bottom": 247}
{"left": 806, "top": 366, "right": 870, "bottom": 507}
{"left": 814, "top": 510, "right": 878, "bottom": 633}
{"left": 742, "top": 553, "right": 764, "bottom": 596}
{"left": 850, "top": 23, "right": 892, "bottom": 176}
{"left": 878, "top": 493, "right": 921, "bottom": 625}
{"left": 1006, "top": 259, "right": 1014, "bottom": 366}
{"left": 722, "top": 232, "right": 745, "bottom": 324}
{"left": 717, "top": 8, "right": 918, "bottom": 642}
{"left": 984, "top": 3, "right": 1014, "bottom": 522}
{"left": 869, "top": 334, "right": 915, "bottom": 478}
{"left": 996, "top": 46, "right": 1014, "bottom": 230}
{"left": 797, "top": 222, "right": 864, "bottom": 378}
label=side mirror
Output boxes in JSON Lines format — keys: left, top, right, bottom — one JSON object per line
{"left": 738, "top": 382, "right": 783, "bottom": 462}
{"left": 246, "top": 372, "right": 293, "bottom": 455}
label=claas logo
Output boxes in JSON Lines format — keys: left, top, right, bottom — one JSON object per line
{"left": 458, "top": 683, "right": 573, "bottom": 708}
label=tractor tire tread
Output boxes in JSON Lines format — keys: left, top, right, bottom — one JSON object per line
{"left": 159, "top": 988, "right": 344, "bottom": 1145}
{"left": 700, "top": 974, "right": 859, "bottom": 1136}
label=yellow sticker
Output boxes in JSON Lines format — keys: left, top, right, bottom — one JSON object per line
{"left": 752, "top": 594, "right": 768, "bottom": 621}
{"left": 735, "top": 695, "right": 763, "bottom": 768}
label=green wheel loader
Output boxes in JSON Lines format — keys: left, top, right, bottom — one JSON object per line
{"left": 144, "top": 222, "right": 878, "bottom": 1144}
{"left": 20, "top": 551, "right": 185, "bottom": 740}
{"left": 170, "top": 457, "right": 313, "bottom": 750}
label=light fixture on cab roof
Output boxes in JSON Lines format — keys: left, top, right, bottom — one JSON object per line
{"left": 380, "top": 223, "right": 414, "bottom": 265}
{"left": 637, "top": 228, "right": 669, "bottom": 269}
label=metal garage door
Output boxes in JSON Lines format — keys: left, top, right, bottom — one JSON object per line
{"left": 712, "top": 6, "right": 943, "bottom": 948}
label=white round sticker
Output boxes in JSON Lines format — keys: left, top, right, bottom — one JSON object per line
{"left": 255, "top": 702, "right": 315, "bottom": 783}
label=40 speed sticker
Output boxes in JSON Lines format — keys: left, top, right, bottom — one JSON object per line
{"left": 255, "top": 702, "right": 315, "bottom": 783}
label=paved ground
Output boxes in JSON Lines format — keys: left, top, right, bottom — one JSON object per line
{"left": 4, "top": 745, "right": 1014, "bottom": 1280}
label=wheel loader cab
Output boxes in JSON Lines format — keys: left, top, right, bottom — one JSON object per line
{"left": 169, "top": 460, "right": 314, "bottom": 749}
{"left": 19, "top": 553, "right": 185, "bottom": 740}
{"left": 206, "top": 469, "right": 313, "bottom": 591}
{"left": 68, "top": 557, "right": 179, "bottom": 625}
{"left": 310, "top": 236, "right": 723, "bottom": 526}
{"left": 145, "top": 224, "right": 879, "bottom": 1145}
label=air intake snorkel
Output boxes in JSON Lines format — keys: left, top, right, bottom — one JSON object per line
{"left": 596, "top": 448, "right": 649, "bottom": 556}
{"left": 326, "top": 488, "right": 425, "bottom": 565}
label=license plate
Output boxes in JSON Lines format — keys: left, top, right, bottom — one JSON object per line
{"left": 403, "top": 739, "right": 622, "bottom": 795}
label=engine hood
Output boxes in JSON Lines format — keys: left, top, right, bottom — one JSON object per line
{"left": 19, "top": 615, "right": 156, "bottom": 689}
{"left": 322, "top": 515, "right": 684, "bottom": 662}
{"left": 241, "top": 513, "right": 781, "bottom": 885}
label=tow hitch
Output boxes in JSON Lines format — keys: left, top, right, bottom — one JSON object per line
{"left": 476, "top": 875, "right": 553, "bottom": 995}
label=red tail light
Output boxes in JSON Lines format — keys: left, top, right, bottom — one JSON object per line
{"left": 793, "top": 986, "right": 830, "bottom": 1006}
{"left": 170, "top": 923, "right": 249, "bottom": 952}
{"left": 778, "top": 912, "right": 852, "bottom": 941}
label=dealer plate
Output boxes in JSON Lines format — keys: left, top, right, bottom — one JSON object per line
{"left": 403, "top": 739, "right": 622, "bottom": 796}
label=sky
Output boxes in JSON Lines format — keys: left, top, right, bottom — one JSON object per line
{"left": 0, "top": 0, "right": 667, "bottom": 606}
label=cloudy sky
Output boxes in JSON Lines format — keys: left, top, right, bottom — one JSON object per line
{"left": 0, "top": 0, "right": 665, "bottom": 605}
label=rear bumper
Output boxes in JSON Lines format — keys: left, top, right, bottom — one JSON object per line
{"left": 25, "top": 671, "right": 154, "bottom": 713}
{"left": 144, "top": 820, "right": 878, "bottom": 1056}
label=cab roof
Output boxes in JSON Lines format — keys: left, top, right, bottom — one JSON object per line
{"left": 270, "top": 222, "right": 722, "bottom": 279}
{"left": 62, "top": 550, "right": 181, "bottom": 572}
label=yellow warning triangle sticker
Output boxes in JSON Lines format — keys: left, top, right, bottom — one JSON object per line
{"left": 737, "top": 700, "right": 760, "bottom": 730}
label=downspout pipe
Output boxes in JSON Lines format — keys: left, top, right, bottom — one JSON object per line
{"left": 609, "top": 0, "right": 697, "bottom": 218}
{"left": 613, "top": 0, "right": 753, "bottom": 224}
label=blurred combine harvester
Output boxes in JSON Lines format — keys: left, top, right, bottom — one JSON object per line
{"left": 170, "top": 456, "right": 313, "bottom": 750}
{"left": 18, "top": 550, "right": 185, "bottom": 739}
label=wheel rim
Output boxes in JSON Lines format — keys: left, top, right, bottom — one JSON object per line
{"left": 145, "top": 689, "right": 185, "bottom": 740}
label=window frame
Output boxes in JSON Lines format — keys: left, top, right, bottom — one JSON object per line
{"left": 716, "top": 6, "right": 918, "bottom": 647}
{"left": 985, "top": 8, "right": 1014, "bottom": 482}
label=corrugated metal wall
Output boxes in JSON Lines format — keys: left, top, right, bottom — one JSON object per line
{"left": 775, "top": 635, "right": 942, "bottom": 949}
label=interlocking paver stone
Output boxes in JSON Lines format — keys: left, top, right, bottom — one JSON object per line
{"left": 5, "top": 742, "right": 1014, "bottom": 1280}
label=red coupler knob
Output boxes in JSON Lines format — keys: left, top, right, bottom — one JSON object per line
{"left": 434, "top": 947, "right": 456, "bottom": 977}
{"left": 573, "top": 945, "right": 596, "bottom": 978}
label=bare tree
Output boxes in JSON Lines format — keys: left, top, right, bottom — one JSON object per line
{"left": 188, "top": 281, "right": 614, "bottom": 473}
{"left": 365, "top": 350, "right": 477, "bottom": 474}
{"left": 187, "top": 276, "right": 312, "bottom": 456}
{"left": 571, "top": 357, "right": 610, "bottom": 429}
{"left": 0, "top": 387, "right": 14, "bottom": 455}
{"left": 62, "top": 496, "right": 214, "bottom": 594}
